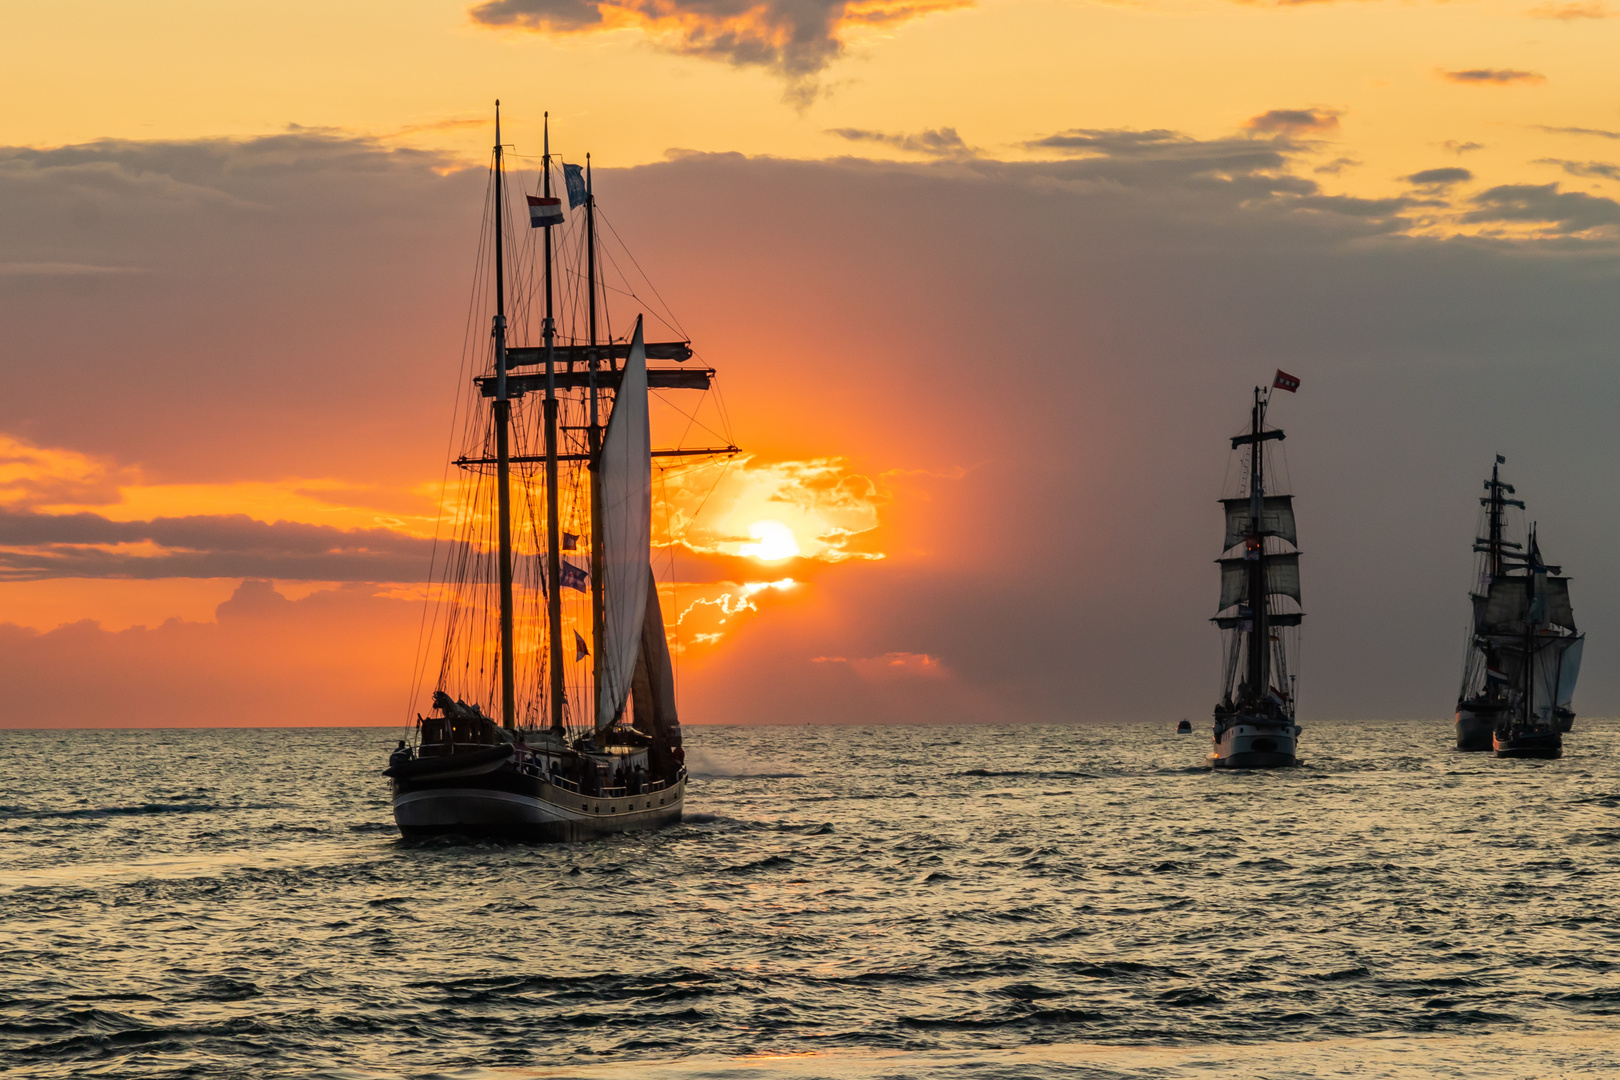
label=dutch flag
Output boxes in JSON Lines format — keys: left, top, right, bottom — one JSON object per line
{"left": 527, "top": 194, "right": 564, "bottom": 228}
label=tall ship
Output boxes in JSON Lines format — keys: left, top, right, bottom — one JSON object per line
{"left": 1209, "top": 375, "right": 1304, "bottom": 768}
{"left": 385, "top": 107, "right": 734, "bottom": 838}
{"left": 1455, "top": 458, "right": 1582, "bottom": 758}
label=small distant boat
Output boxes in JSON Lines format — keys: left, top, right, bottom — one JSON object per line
{"left": 1177, "top": 719, "right": 1193, "bottom": 734}
{"left": 1454, "top": 458, "right": 1581, "bottom": 760}
{"left": 1208, "top": 376, "right": 1304, "bottom": 769}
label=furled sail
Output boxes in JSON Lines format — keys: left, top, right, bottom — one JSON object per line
{"left": 1220, "top": 496, "right": 1296, "bottom": 551}
{"left": 594, "top": 321, "right": 652, "bottom": 729}
{"left": 1217, "top": 553, "right": 1301, "bottom": 611}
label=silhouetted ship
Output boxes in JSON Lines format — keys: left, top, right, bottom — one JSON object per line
{"left": 385, "top": 107, "right": 734, "bottom": 838}
{"left": 1455, "top": 458, "right": 1581, "bottom": 759}
{"left": 1209, "top": 376, "right": 1304, "bottom": 768}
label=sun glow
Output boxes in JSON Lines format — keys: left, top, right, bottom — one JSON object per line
{"left": 737, "top": 520, "right": 801, "bottom": 563}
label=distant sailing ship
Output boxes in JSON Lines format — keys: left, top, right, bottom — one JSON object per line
{"left": 1209, "top": 375, "right": 1304, "bottom": 768}
{"left": 1454, "top": 458, "right": 1582, "bottom": 758}
{"left": 385, "top": 107, "right": 735, "bottom": 838}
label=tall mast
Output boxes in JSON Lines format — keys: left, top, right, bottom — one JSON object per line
{"left": 542, "top": 113, "right": 565, "bottom": 735}
{"left": 1487, "top": 461, "right": 1504, "bottom": 579}
{"left": 491, "top": 101, "right": 517, "bottom": 731}
{"left": 585, "top": 154, "right": 607, "bottom": 729}
{"left": 1246, "top": 386, "right": 1270, "bottom": 702}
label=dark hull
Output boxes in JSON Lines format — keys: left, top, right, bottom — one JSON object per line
{"left": 1492, "top": 729, "right": 1562, "bottom": 759}
{"left": 392, "top": 763, "right": 685, "bottom": 841}
{"left": 1209, "top": 712, "right": 1300, "bottom": 769}
{"left": 1454, "top": 703, "right": 1506, "bottom": 752}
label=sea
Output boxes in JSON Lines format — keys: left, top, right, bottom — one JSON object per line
{"left": 2, "top": 720, "right": 1617, "bottom": 1079}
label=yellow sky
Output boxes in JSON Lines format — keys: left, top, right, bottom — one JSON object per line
{"left": 5, "top": 0, "right": 1617, "bottom": 201}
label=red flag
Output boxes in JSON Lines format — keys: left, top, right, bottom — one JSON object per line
{"left": 1273, "top": 370, "right": 1300, "bottom": 393}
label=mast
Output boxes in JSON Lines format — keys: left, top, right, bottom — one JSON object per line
{"left": 586, "top": 154, "right": 607, "bottom": 729}
{"left": 1246, "top": 387, "right": 1270, "bottom": 703}
{"left": 492, "top": 101, "right": 517, "bottom": 732}
{"left": 1486, "top": 461, "right": 1504, "bottom": 579}
{"left": 542, "top": 113, "right": 566, "bottom": 735}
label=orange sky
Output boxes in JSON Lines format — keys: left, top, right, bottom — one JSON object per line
{"left": 2, "top": 0, "right": 1619, "bottom": 726}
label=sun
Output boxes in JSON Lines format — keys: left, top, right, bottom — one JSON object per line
{"left": 737, "top": 520, "right": 801, "bottom": 562}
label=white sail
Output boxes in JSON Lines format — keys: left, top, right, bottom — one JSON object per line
{"left": 595, "top": 321, "right": 652, "bottom": 729}
{"left": 1544, "top": 577, "right": 1576, "bottom": 631}
{"left": 1524, "top": 634, "right": 1582, "bottom": 719}
{"left": 1220, "top": 496, "right": 1296, "bottom": 551}
{"left": 1217, "top": 553, "right": 1301, "bottom": 611}
{"left": 1557, "top": 634, "right": 1584, "bottom": 709}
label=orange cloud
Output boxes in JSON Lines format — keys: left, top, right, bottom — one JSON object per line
{"left": 1442, "top": 69, "right": 1547, "bottom": 85}
{"left": 467, "top": 0, "right": 973, "bottom": 96}
{"left": 1245, "top": 109, "right": 1341, "bottom": 135}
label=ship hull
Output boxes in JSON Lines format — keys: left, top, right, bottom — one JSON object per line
{"left": 393, "top": 772, "right": 685, "bottom": 841}
{"left": 1492, "top": 729, "right": 1562, "bottom": 760}
{"left": 1454, "top": 703, "right": 1505, "bottom": 751}
{"left": 1209, "top": 715, "right": 1300, "bottom": 769}
{"left": 1555, "top": 708, "right": 1575, "bottom": 734}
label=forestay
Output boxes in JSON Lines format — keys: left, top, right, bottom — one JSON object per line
{"left": 1220, "top": 496, "right": 1297, "bottom": 551}
{"left": 595, "top": 322, "right": 652, "bottom": 729}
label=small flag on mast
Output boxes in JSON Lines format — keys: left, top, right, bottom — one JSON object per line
{"left": 563, "top": 163, "right": 587, "bottom": 210}
{"left": 574, "top": 630, "right": 589, "bottom": 661}
{"left": 562, "top": 532, "right": 579, "bottom": 550}
{"left": 527, "top": 194, "right": 563, "bottom": 228}
{"left": 561, "top": 559, "right": 589, "bottom": 592}
{"left": 1273, "top": 370, "right": 1301, "bottom": 393}
{"left": 1496, "top": 454, "right": 1506, "bottom": 464}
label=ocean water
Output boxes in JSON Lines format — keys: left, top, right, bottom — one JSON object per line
{"left": 2, "top": 720, "right": 1618, "bottom": 1079}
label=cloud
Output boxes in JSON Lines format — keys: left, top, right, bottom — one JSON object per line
{"left": 1461, "top": 182, "right": 1620, "bottom": 233}
{"left": 1527, "top": 1, "right": 1610, "bottom": 17}
{"left": 0, "top": 580, "right": 423, "bottom": 728}
{"left": 1404, "top": 167, "right": 1473, "bottom": 189}
{"left": 1535, "top": 125, "right": 1620, "bottom": 140}
{"left": 1536, "top": 158, "right": 1620, "bottom": 181}
{"left": 827, "top": 126, "right": 976, "bottom": 159}
{"left": 0, "top": 509, "right": 438, "bottom": 581}
{"left": 1442, "top": 68, "right": 1546, "bottom": 84}
{"left": 1441, "top": 140, "right": 1485, "bottom": 154}
{"left": 8, "top": 130, "right": 1620, "bottom": 727}
{"left": 466, "top": 0, "right": 972, "bottom": 97}
{"left": 1245, "top": 109, "right": 1341, "bottom": 135}
{"left": 1313, "top": 157, "right": 1360, "bottom": 175}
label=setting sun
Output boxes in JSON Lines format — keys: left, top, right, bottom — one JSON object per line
{"left": 737, "top": 520, "right": 801, "bottom": 563}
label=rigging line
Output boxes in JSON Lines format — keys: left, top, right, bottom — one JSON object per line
{"left": 409, "top": 159, "right": 500, "bottom": 725}
{"left": 672, "top": 456, "right": 735, "bottom": 543}
{"left": 650, "top": 390, "right": 732, "bottom": 447}
{"left": 596, "top": 207, "right": 689, "bottom": 340}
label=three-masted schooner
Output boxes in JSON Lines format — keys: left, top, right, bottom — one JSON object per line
{"left": 1455, "top": 458, "right": 1582, "bottom": 758}
{"left": 1209, "top": 377, "right": 1304, "bottom": 768}
{"left": 385, "top": 107, "right": 731, "bottom": 839}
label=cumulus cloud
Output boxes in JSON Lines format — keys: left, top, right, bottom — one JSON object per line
{"left": 1462, "top": 182, "right": 1620, "bottom": 233}
{"left": 466, "top": 0, "right": 972, "bottom": 98}
{"left": 827, "top": 126, "right": 976, "bottom": 159}
{"left": 1442, "top": 68, "right": 1546, "bottom": 84}
{"left": 1245, "top": 108, "right": 1341, "bottom": 135}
